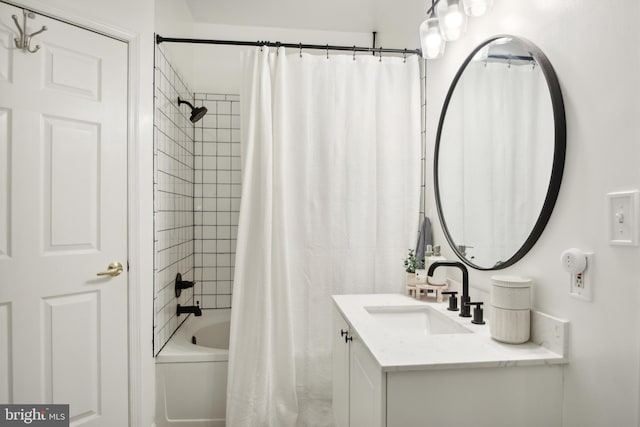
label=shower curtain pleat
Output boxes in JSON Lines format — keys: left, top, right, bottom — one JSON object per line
{"left": 227, "top": 47, "right": 421, "bottom": 427}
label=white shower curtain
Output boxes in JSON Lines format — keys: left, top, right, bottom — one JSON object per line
{"left": 226, "top": 47, "right": 421, "bottom": 427}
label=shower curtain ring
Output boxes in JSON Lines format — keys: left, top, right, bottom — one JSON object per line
{"left": 326, "top": 44, "right": 329, "bottom": 59}
{"left": 353, "top": 45, "right": 356, "bottom": 61}
{"left": 403, "top": 49, "right": 407, "bottom": 63}
{"left": 379, "top": 47, "right": 383, "bottom": 62}
{"left": 299, "top": 43, "right": 302, "bottom": 58}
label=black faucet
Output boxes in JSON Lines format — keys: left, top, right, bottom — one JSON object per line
{"left": 427, "top": 261, "right": 471, "bottom": 318}
{"left": 177, "top": 303, "right": 202, "bottom": 317}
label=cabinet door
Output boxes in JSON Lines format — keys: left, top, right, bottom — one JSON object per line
{"left": 349, "top": 332, "right": 385, "bottom": 427}
{"left": 332, "top": 308, "right": 350, "bottom": 427}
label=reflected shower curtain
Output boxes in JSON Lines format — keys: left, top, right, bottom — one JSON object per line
{"left": 226, "top": 47, "right": 421, "bottom": 427}
{"left": 442, "top": 61, "right": 554, "bottom": 266}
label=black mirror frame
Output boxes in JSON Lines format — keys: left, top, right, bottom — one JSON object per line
{"left": 433, "top": 35, "right": 566, "bottom": 270}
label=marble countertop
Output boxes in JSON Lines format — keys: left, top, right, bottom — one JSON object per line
{"left": 332, "top": 293, "right": 569, "bottom": 372}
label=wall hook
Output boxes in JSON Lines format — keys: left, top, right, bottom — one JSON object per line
{"left": 12, "top": 10, "right": 47, "bottom": 53}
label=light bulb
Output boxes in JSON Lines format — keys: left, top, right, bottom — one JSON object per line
{"left": 425, "top": 29, "right": 443, "bottom": 49}
{"left": 444, "top": 4, "right": 464, "bottom": 29}
{"left": 437, "top": 0, "right": 467, "bottom": 41}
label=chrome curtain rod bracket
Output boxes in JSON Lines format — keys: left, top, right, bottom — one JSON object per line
{"left": 155, "top": 34, "right": 421, "bottom": 57}
{"left": 12, "top": 9, "right": 47, "bottom": 53}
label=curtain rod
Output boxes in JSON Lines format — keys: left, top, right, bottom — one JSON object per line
{"left": 155, "top": 34, "right": 421, "bottom": 56}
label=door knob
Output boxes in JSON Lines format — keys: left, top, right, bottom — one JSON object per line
{"left": 97, "top": 262, "right": 124, "bottom": 277}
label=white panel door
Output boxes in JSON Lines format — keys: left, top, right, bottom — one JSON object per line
{"left": 0, "top": 3, "right": 129, "bottom": 426}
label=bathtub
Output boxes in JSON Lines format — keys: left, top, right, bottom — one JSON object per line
{"left": 156, "top": 309, "right": 231, "bottom": 427}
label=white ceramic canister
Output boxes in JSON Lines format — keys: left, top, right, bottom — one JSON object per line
{"left": 490, "top": 275, "right": 532, "bottom": 344}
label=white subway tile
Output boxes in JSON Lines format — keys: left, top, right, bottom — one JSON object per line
{"left": 217, "top": 101, "right": 231, "bottom": 114}
{"left": 216, "top": 295, "right": 231, "bottom": 308}
{"left": 201, "top": 295, "right": 217, "bottom": 309}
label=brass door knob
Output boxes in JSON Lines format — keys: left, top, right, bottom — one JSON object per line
{"left": 96, "top": 262, "right": 124, "bottom": 277}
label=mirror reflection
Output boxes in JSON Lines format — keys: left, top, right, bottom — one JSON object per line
{"left": 435, "top": 36, "right": 565, "bottom": 269}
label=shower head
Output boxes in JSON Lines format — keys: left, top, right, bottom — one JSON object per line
{"left": 177, "top": 97, "right": 208, "bottom": 123}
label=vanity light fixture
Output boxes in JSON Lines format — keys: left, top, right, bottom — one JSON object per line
{"left": 419, "top": 16, "right": 446, "bottom": 59}
{"left": 419, "top": 0, "right": 494, "bottom": 59}
{"left": 462, "top": 0, "right": 493, "bottom": 17}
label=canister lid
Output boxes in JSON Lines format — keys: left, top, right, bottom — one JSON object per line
{"left": 491, "top": 275, "right": 532, "bottom": 288}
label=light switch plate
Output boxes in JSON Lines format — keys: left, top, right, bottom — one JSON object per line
{"left": 607, "top": 190, "right": 639, "bottom": 246}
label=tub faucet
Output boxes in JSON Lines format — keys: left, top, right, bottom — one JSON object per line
{"left": 177, "top": 303, "right": 202, "bottom": 317}
{"left": 427, "top": 261, "right": 471, "bottom": 318}
{"left": 175, "top": 272, "right": 196, "bottom": 297}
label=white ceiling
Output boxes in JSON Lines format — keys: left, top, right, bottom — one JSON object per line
{"left": 185, "top": 0, "right": 421, "bottom": 33}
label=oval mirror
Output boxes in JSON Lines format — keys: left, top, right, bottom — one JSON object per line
{"left": 434, "top": 35, "right": 566, "bottom": 270}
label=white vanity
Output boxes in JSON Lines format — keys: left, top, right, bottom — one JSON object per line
{"left": 332, "top": 294, "right": 568, "bottom": 427}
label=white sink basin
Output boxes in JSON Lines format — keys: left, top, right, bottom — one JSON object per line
{"left": 365, "top": 305, "right": 472, "bottom": 335}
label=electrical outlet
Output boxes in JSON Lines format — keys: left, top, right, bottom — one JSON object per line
{"left": 569, "top": 252, "right": 593, "bottom": 301}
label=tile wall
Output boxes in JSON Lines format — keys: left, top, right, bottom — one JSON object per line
{"left": 153, "top": 45, "right": 196, "bottom": 355}
{"left": 193, "top": 93, "right": 242, "bottom": 309}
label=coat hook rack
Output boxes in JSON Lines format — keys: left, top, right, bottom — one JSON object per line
{"left": 12, "top": 10, "right": 47, "bottom": 53}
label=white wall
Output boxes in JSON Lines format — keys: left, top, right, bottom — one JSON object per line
{"left": 12, "top": 0, "right": 157, "bottom": 426}
{"left": 406, "top": 2, "right": 640, "bottom": 426}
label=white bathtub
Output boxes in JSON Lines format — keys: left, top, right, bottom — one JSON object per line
{"left": 156, "top": 309, "right": 231, "bottom": 427}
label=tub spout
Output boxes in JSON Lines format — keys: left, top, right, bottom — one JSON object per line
{"left": 177, "top": 304, "right": 202, "bottom": 317}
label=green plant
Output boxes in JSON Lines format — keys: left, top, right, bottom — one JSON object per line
{"left": 404, "top": 249, "right": 419, "bottom": 273}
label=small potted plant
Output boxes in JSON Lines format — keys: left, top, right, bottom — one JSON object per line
{"left": 404, "top": 249, "right": 418, "bottom": 283}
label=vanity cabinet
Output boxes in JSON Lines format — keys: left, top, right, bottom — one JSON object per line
{"left": 332, "top": 304, "right": 564, "bottom": 427}
{"left": 332, "top": 308, "right": 385, "bottom": 427}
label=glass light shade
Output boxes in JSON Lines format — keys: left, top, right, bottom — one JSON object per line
{"left": 462, "top": 0, "right": 493, "bottom": 17}
{"left": 437, "top": 0, "right": 467, "bottom": 41}
{"left": 419, "top": 17, "right": 446, "bottom": 59}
